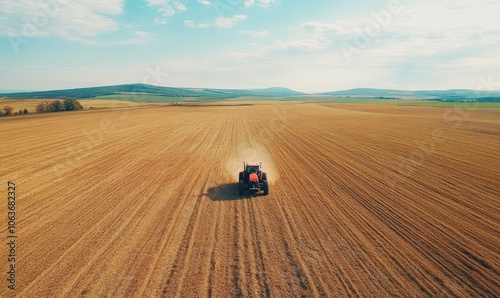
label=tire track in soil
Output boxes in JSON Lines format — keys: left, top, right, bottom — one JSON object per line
{"left": 246, "top": 200, "right": 271, "bottom": 297}
{"left": 206, "top": 201, "right": 222, "bottom": 298}
{"left": 160, "top": 175, "right": 208, "bottom": 297}
{"left": 57, "top": 179, "right": 170, "bottom": 297}
{"left": 17, "top": 179, "right": 154, "bottom": 297}
{"left": 134, "top": 171, "right": 205, "bottom": 297}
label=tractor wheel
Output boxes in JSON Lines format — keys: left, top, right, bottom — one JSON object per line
{"left": 238, "top": 180, "right": 244, "bottom": 195}
{"left": 239, "top": 172, "right": 244, "bottom": 181}
{"left": 261, "top": 172, "right": 267, "bottom": 181}
{"left": 262, "top": 180, "right": 269, "bottom": 195}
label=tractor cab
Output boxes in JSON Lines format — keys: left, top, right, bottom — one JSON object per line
{"left": 246, "top": 164, "right": 260, "bottom": 175}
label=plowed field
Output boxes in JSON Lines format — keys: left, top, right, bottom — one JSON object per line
{"left": 1, "top": 102, "right": 499, "bottom": 297}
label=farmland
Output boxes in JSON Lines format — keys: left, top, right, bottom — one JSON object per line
{"left": 0, "top": 102, "right": 499, "bottom": 297}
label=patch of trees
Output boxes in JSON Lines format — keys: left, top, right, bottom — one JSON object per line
{"left": 36, "top": 99, "right": 83, "bottom": 113}
{"left": 477, "top": 97, "right": 500, "bottom": 102}
{"left": 0, "top": 106, "right": 30, "bottom": 117}
{"left": 436, "top": 97, "right": 500, "bottom": 102}
{"left": 0, "top": 106, "right": 14, "bottom": 117}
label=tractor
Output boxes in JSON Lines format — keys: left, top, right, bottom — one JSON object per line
{"left": 238, "top": 162, "right": 269, "bottom": 195}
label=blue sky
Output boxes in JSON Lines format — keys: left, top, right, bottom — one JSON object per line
{"left": 0, "top": 0, "right": 499, "bottom": 92}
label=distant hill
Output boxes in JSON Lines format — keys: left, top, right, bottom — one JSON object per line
{"left": 0, "top": 84, "right": 305, "bottom": 100}
{"left": 321, "top": 88, "right": 500, "bottom": 101}
{"left": 251, "top": 87, "right": 304, "bottom": 96}
{"left": 2, "top": 85, "right": 499, "bottom": 102}
{"left": 321, "top": 88, "right": 411, "bottom": 97}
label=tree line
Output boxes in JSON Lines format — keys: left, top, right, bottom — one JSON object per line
{"left": 35, "top": 99, "right": 83, "bottom": 113}
{"left": 437, "top": 97, "right": 500, "bottom": 102}
{"left": 0, "top": 99, "right": 83, "bottom": 117}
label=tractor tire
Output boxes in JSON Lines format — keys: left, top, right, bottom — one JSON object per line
{"left": 239, "top": 172, "right": 244, "bottom": 181}
{"left": 262, "top": 180, "right": 269, "bottom": 195}
{"left": 238, "top": 180, "right": 244, "bottom": 195}
{"left": 261, "top": 172, "right": 267, "bottom": 181}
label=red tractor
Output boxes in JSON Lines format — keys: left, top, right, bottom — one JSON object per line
{"left": 238, "top": 162, "right": 269, "bottom": 195}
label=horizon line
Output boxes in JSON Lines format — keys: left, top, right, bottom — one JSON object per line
{"left": 1, "top": 83, "right": 498, "bottom": 95}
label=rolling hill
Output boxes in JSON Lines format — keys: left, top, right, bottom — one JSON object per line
{"left": 0, "top": 84, "right": 305, "bottom": 100}
{"left": 2, "top": 85, "right": 500, "bottom": 102}
{"left": 321, "top": 88, "right": 500, "bottom": 101}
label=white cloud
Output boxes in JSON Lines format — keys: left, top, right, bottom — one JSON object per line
{"left": 175, "top": 2, "right": 186, "bottom": 11}
{"left": 71, "top": 38, "right": 147, "bottom": 45}
{"left": 197, "top": 0, "right": 212, "bottom": 6}
{"left": 244, "top": 0, "right": 255, "bottom": 8}
{"left": 253, "top": 30, "right": 270, "bottom": 37}
{"left": 0, "top": 0, "right": 123, "bottom": 38}
{"left": 260, "top": 0, "right": 500, "bottom": 60}
{"left": 146, "top": 0, "right": 186, "bottom": 21}
{"left": 274, "top": 38, "right": 328, "bottom": 51}
{"left": 224, "top": 20, "right": 365, "bottom": 56}
{"left": 184, "top": 20, "right": 210, "bottom": 28}
{"left": 298, "top": 21, "right": 363, "bottom": 37}
{"left": 184, "top": 15, "right": 247, "bottom": 29}
{"left": 135, "top": 31, "right": 154, "bottom": 38}
{"left": 3, "top": 0, "right": 499, "bottom": 92}
{"left": 146, "top": 0, "right": 167, "bottom": 6}
{"left": 216, "top": 0, "right": 500, "bottom": 91}
{"left": 404, "top": 1, "right": 500, "bottom": 32}
{"left": 58, "top": 30, "right": 154, "bottom": 45}
{"left": 258, "top": 0, "right": 277, "bottom": 7}
{"left": 154, "top": 18, "right": 167, "bottom": 25}
{"left": 244, "top": 0, "right": 278, "bottom": 8}
{"left": 214, "top": 15, "right": 247, "bottom": 28}
{"left": 159, "top": 6, "right": 175, "bottom": 16}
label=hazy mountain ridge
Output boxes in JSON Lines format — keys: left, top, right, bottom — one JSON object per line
{"left": 1, "top": 85, "right": 499, "bottom": 101}
{"left": 0, "top": 84, "right": 305, "bottom": 99}
{"left": 321, "top": 88, "right": 500, "bottom": 100}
